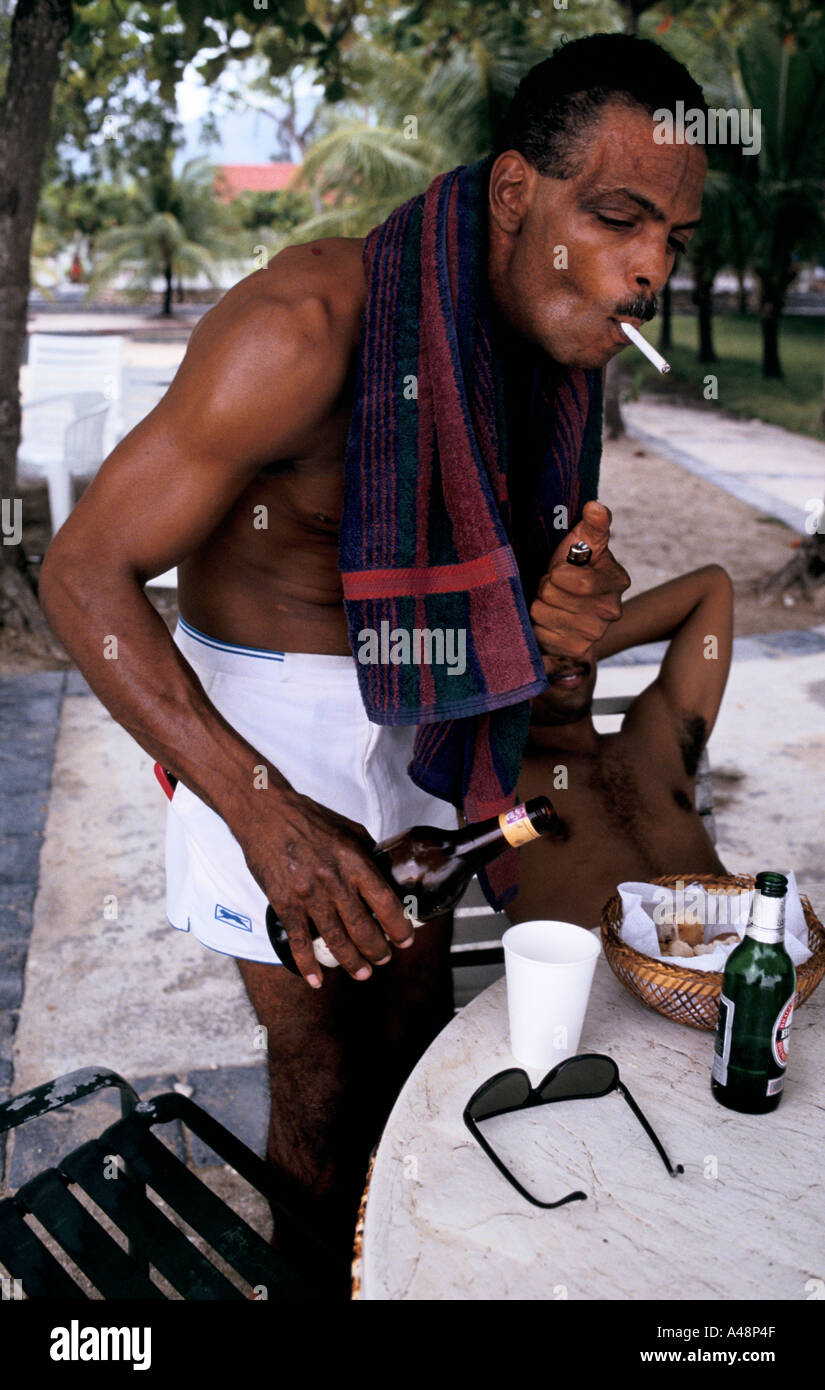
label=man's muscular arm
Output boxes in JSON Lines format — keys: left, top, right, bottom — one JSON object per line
{"left": 39, "top": 270, "right": 411, "bottom": 986}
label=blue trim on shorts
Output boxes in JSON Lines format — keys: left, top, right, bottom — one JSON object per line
{"left": 178, "top": 615, "right": 286, "bottom": 662}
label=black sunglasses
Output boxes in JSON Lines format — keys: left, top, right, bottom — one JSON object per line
{"left": 463, "top": 1052, "right": 683, "bottom": 1209}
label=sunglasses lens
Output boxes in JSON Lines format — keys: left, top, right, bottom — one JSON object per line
{"left": 470, "top": 1071, "right": 531, "bottom": 1121}
{"left": 539, "top": 1056, "right": 616, "bottom": 1101}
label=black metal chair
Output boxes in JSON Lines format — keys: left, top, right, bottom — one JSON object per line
{"left": 0, "top": 1067, "right": 346, "bottom": 1300}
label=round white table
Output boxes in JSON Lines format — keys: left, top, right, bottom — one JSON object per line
{"left": 357, "top": 936, "right": 825, "bottom": 1300}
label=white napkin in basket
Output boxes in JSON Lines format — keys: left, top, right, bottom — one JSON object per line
{"left": 617, "top": 872, "right": 812, "bottom": 972}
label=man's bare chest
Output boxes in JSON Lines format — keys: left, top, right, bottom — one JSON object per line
{"left": 520, "top": 739, "right": 703, "bottom": 864}
{"left": 178, "top": 394, "right": 355, "bottom": 642}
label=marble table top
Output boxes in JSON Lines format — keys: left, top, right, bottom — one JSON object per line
{"left": 359, "top": 938, "right": 825, "bottom": 1300}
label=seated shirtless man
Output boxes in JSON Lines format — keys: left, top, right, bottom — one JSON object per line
{"left": 512, "top": 565, "right": 732, "bottom": 927}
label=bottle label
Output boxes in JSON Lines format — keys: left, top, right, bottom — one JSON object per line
{"left": 499, "top": 805, "right": 540, "bottom": 848}
{"left": 766, "top": 1076, "right": 785, "bottom": 1097}
{"left": 771, "top": 993, "right": 795, "bottom": 1068}
{"left": 712, "top": 992, "right": 735, "bottom": 1087}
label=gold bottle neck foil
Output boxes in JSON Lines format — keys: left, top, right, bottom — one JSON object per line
{"left": 499, "top": 806, "right": 541, "bottom": 848}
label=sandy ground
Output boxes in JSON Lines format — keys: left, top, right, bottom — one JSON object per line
{"left": 598, "top": 434, "right": 825, "bottom": 635}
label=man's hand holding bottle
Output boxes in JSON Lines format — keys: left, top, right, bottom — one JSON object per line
{"left": 238, "top": 791, "right": 413, "bottom": 988}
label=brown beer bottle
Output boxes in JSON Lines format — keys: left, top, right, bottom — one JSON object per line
{"left": 265, "top": 796, "right": 558, "bottom": 975}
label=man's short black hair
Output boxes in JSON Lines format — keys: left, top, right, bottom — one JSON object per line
{"left": 493, "top": 32, "right": 708, "bottom": 178}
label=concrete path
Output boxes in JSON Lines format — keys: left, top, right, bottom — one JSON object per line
{"left": 0, "top": 671, "right": 273, "bottom": 1238}
{"left": 25, "top": 307, "right": 205, "bottom": 339}
{"left": 624, "top": 398, "right": 824, "bottom": 535}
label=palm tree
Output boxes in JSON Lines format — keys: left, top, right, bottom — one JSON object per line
{"left": 280, "top": 21, "right": 550, "bottom": 244}
{"left": 737, "top": 22, "right": 825, "bottom": 378}
{"left": 87, "top": 156, "right": 240, "bottom": 315}
{"left": 283, "top": 120, "right": 446, "bottom": 242}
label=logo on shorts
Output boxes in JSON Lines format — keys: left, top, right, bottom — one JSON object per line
{"left": 214, "top": 904, "right": 253, "bottom": 933}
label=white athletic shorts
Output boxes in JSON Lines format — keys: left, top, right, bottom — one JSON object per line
{"left": 163, "top": 617, "right": 459, "bottom": 964}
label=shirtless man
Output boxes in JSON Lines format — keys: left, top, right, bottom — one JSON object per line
{"left": 512, "top": 565, "right": 733, "bottom": 928}
{"left": 38, "top": 36, "right": 707, "bottom": 1278}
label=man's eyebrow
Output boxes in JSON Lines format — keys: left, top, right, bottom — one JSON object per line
{"left": 592, "top": 186, "right": 701, "bottom": 229}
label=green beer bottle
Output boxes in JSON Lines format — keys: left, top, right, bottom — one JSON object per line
{"left": 711, "top": 871, "right": 796, "bottom": 1114}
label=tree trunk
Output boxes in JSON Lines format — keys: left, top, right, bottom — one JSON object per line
{"left": 693, "top": 272, "right": 717, "bottom": 363}
{"left": 621, "top": 0, "right": 660, "bottom": 37}
{"left": 0, "top": 0, "right": 74, "bottom": 654}
{"left": 603, "top": 356, "right": 625, "bottom": 440}
{"left": 163, "top": 261, "right": 173, "bottom": 316}
{"left": 0, "top": 540, "right": 66, "bottom": 657}
{"left": 736, "top": 269, "right": 748, "bottom": 316}
{"left": 659, "top": 278, "right": 672, "bottom": 353}
{"left": 755, "top": 521, "right": 825, "bottom": 599}
{"left": 622, "top": 2, "right": 638, "bottom": 34}
{"left": 760, "top": 298, "right": 783, "bottom": 379}
{"left": 175, "top": 274, "right": 184, "bottom": 304}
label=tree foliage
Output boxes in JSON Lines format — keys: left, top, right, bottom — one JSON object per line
{"left": 86, "top": 154, "right": 241, "bottom": 313}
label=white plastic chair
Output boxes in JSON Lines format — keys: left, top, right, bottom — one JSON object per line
{"left": 18, "top": 338, "right": 178, "bottom": 585}
{"left": 25, "top": 333, "right": 125, "bottom": 449}
{"left": 17, "top": 391, "right": 110, "bottom": 534}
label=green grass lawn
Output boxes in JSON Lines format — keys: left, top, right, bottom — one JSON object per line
{"left": 631, "top": 312, "right": 825, "bottom": 440}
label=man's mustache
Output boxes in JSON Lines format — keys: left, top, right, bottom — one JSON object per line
{"left": 613, "top": 293, "right": 658, "bottom": 323}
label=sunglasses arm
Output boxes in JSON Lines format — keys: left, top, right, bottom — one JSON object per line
{"left": 617, "top": 1081, "right": 684, "bottom": 1177}
{"left": 464, "top": 1113, "right": 588, "bottom": 1210}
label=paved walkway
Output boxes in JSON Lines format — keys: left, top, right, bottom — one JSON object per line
{"left": 0, "top": 669, "right": 270, "bottom": 1213}
{"left": 26, "top": 306, "right": 206, "bottom": 341}
{"left": 624, "top": 398, "right": 824, "bottom": 534}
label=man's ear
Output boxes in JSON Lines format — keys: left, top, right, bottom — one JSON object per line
{"left": 488, "top": 151, "right": 536, "bottom": 236}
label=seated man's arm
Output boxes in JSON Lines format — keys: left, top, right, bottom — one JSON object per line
{"left": 602, "top": 565, "right": 734, "bottom": 745}
{"left": 39, "top": 277, "right": 411, "bottom": 984}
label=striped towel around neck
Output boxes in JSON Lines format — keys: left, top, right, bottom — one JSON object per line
{"left": 340, "top": 154, "right": 602, "bottom": 909}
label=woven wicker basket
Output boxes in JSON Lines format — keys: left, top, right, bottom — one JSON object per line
{"left": 600, "top": 873, "right": 825, "bottom": 1032}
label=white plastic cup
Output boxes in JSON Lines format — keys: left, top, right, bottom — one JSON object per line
{"left": 502, "top": 920, "right": 601, "bottom": 1070}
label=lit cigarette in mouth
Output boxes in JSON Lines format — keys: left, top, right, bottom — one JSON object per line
{"left": 618, "top": 320, "right": 670, "bottom": 374}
